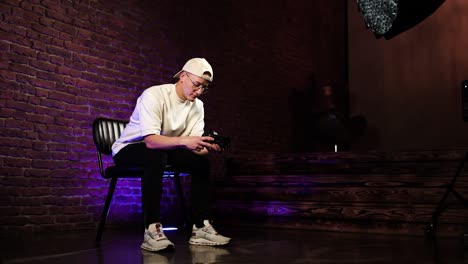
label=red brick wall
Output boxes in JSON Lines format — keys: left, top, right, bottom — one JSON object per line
{"left": 1, "top": 0, "right": 346, "bottom": 233}
{"left": 0, "top": 0, "right": 188, "bottom": 233}
{"left": 183, "top": 0, "right": 347, "bottom": 152}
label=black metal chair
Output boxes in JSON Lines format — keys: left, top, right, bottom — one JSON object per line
{"left": 92, "top": 117, "right": 188, "bottom": 242}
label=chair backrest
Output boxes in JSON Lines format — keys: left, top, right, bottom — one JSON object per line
{"left": 92, "top": 117, "right": 128, "bottom": 155}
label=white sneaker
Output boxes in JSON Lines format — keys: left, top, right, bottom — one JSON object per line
{"left": 141, "top": 223, "right": 175, "bottom": 252}
{"left": 189, "top": 220, "right": 231, "bottom": 246}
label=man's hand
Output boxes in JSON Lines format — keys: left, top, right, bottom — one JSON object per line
{"left": 143, "top": 134, "right": 223, "bottom": 154}
{"left": 180, "top": 136, "right": 216, "bottom": 153}
{"left": 208, "top": 143, "right": 222, "bottom": 152}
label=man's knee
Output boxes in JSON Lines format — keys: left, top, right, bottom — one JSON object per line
{"left": 171, "top": 150, "right": 211, "bottom": 173}
{"left": 140, "top": 149, "right": 168, "bottom": 169}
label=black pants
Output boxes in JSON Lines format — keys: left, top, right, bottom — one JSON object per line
{"left": 113, "top": 143, "right": 212, "bottom": 228}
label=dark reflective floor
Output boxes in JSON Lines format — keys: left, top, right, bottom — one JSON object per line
{"left": 1, "top": 226, "right": 467, "bottom": 264}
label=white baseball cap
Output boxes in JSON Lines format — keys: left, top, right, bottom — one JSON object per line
{"left": 173, "top": 58, "right": 213, "bottom": 82}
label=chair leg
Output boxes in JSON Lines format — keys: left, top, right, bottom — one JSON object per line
{"left": 173, "top": 171, "right": 190, "bottom": 232}
{"left": 96, "top": 177, "right": 118, "bottom": 243}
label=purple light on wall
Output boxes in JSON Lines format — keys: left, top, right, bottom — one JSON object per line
{"left": 265, "top": 203, "right": 294, "bottom": 216}
{"left": 98, "top": 172, "right": 191, "bottom": 223}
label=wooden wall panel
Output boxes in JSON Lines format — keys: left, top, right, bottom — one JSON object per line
{"left": 348, "top": 0, "right": 468, "bottom": 151}
{"left": 215, "top": 150, "right": 468, "bottom": 236}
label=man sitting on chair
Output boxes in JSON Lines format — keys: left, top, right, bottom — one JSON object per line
{"left": 112, "top": 58, "right": 231, "bottom": 252}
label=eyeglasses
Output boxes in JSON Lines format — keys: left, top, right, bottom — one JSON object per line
{"left": 185, "top": 72, "right": 209, "bottom": 94}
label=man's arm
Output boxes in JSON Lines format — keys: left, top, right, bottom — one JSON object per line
{"left": 144, "top": 134, "right": 217, "bottom": 155}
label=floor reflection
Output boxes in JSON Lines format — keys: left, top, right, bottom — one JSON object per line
{"left": 1, "top": 227, "right": 466, "bottom": 264}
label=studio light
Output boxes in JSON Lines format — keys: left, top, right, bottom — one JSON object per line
{"left": 357, "top": 0, "right": 445, "bottom": 39}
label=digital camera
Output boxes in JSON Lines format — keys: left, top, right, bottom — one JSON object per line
{"left": 203, "top": 130, "right": 231, "bottom": 149}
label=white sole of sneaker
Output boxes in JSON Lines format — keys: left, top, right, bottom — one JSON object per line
{"left": 141, "top": 243, "right": 174, "bottom": 252}
{"left": 189, "top": 238, "right": 229, "bottom": 246}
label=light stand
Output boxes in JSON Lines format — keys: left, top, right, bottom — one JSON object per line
{"left": 425, "top": 150, "right": 468, "bottom": 244}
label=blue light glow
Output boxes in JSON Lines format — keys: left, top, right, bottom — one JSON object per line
{"left": 162, "top": 227, "right": 178, "bottom": 231}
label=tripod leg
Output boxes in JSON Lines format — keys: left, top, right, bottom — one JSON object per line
{"left": 425, "top": 151, "right": 468, "bottom": 237}
{"left": 450, "top": 189, "right": 468, "bottom": 206}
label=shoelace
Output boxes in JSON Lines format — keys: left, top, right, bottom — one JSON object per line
{"left": 202, "top": 225, "right": 218, "bottom": 235}
{"left": 149, "top": 227, "right": 168, "bottom": 241}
